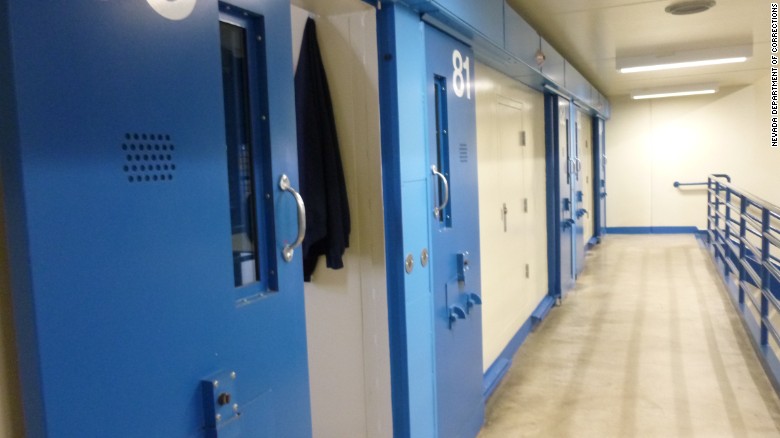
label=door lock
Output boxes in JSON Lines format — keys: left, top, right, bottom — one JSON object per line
{"left": 456, "top": 252, "right": 469, "bottom": 282}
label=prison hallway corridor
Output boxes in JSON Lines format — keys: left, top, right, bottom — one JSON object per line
{"left": 478, "top": 235, "right": 780, "bottom": 438}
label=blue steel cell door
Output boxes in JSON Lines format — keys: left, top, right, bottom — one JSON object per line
{"left": 596, "top": 118, "right": 608, "bottom": 238}
{"left": 0, "top": 1, "right": 311, "bottom": 437}
{"left": 574, "top": 110, "right": 586, "bottom": 277}
{"left": 558, "top": 98, "right": 576, "bottom": 293}
{"left": 425, "top": 25, "right": 485, "bottom": 438}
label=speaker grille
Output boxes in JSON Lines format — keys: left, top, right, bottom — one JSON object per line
{"left": 459, "top": 143, "right": 469, "bottom": 163}
{"left": 121, "top": 133, "right": 177, "bottom": 183}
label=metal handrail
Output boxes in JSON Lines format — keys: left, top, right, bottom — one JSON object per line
{"left": 674, "top": 181, "right": 709, "bottom": 188}
{"left": 711, "top": 178, "right": 780, "bottom": 217}
{"left": 705, "top": 174, "right": 780, "bottom": 394}
{"left": 674, "top": 173, "right": 731, "bottom": 188}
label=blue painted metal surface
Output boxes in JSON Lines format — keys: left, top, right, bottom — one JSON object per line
{"left": 423, "top": 0, "right": 504, "bottom": 45}
{"left": 375, "top": 6, "right": 411, "bottom": 437}
{"left": 376, "top": 4, "right": 437, "bottom": 437}
{"left": 541, "top": 39, "right": 565, "bottom": 86}
{"left": 705, "top": 175, "right": 780, "bottom": 395}
{"left": 503, "top": 6, "right": 541, "bottom": 74}
{"left": 544, "top": 93, "right": 562, "bottom": 299}
{"left": 559, "top": 98, "right": 576, "bottom": 293}
{"left": 425, "top": 24, "right": 484, "bottom": 438}
{"left": 379, "top": 0, "right": 610, "bottom": 119}
{"left": 573, "top": 109, "right": 586, "bottom": 277}
{"left": 0, "top": 1, "right": 311, "bottom": 436}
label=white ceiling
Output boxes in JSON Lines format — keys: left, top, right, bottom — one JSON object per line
{"left": 506, "top": 0, "right": 770, "bottom": 98}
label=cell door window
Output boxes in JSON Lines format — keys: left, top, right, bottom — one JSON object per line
{"left": 433, "top": 75, "right": 453, "bottom": 227}
{"left": 219, "top": 7, "right": 273, "bottom": 292}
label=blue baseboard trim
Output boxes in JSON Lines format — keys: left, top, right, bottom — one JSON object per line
{"left": 482, "top": 358, "right": 511, "bottom": 401}
{"left": 607, "top": 226, "right": 701, "bottom": 235}
{"left": 483, "top": 295, "right": 556, "bottom": 400}
{"left": 531, "top": 295, "right": 556, "bottom": 324}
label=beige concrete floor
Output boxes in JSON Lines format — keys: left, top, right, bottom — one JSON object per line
{"left": 479, "top": 235, "right": 780, "bottom": 438}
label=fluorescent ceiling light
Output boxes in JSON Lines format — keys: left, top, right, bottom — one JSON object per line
{"left": 631, "top": 83, "right": 719, "bottom": 100}
{"left": 617, "top": 45, "right": 751, "bottom": 73}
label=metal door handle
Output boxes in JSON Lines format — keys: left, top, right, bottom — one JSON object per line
{"left": 279, "top": 174, "right": 306, "bottom": 262}
{"left": 431, "top": 165, "right": 449, "bottom": 218}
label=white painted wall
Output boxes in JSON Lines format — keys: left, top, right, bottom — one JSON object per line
{"left": 0, "top": 178, "right": 23, "bottom": 438}
{"left": 291, "top": 3, "right": 392, "bottom": 437}
{"left": 476, "top": 63, "right": 548, "bottom": 371}
{"left": 607, "top": 74, "right": 780, "bottom": 229}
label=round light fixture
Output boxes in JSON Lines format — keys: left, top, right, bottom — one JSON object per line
{"left": 665, "top": 0, "right": 716, "bottom": 15}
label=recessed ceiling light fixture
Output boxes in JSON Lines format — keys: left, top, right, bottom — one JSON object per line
{"left": 665, "top": 0, "right": 716, "bottom": 16}
{"left": 617, "top": 45, "right": 751, "bottom": 73}
{"left": 630, "top": 83, "right": 719, "bottom": 100}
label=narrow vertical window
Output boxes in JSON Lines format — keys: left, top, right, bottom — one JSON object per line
{"left": 434, "top": 75, "right": 453, "bottom": 227}
{"left": 220, "top": 21, "right": 260, "bottom": 287}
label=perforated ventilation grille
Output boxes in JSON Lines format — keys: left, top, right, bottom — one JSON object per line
{"left": 121, "top": 133, "right": 177, "bottom": 183}
{"left": 459, "top": 143, "right": 469, "bottom": 163}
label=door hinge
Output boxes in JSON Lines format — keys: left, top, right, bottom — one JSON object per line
{"left": 519, "top": 131, "right": 526, "bottom": 146}
{"left": 525, "top": 264, "right": 530, "bottom": 278}
{"left": 523, "top": 198, "right": 528, "bottom": 213}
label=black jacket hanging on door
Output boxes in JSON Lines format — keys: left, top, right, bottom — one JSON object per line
{"left": 295, "top": 18, "right": 350, "bottom": 282}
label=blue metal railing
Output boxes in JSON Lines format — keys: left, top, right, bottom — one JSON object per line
{"left": 705, "top": 174, "right": 780, "bottom": 393}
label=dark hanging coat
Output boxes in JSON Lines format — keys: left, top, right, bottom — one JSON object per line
{"left": 294, "top": 18, "right": 350, "bottom": 282}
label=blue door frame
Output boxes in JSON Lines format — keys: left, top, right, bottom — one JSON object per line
{"left": 377, "top": 4, "right": 437, "bottom": 436}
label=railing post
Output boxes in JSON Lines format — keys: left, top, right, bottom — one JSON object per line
{"left": 714, "top": 181, "right": 722, "bottom": 263}
{"left": 739, "top": 199, "right": 747, "bottom": 305}
{"left": 707, "top": 177, "right": 713, "bottom": 245}
{"left": 724, "top": 188, "right": 732, "bottom": 277}
{"left": 761, "top": 207, "right": 771, "bottom": 346}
